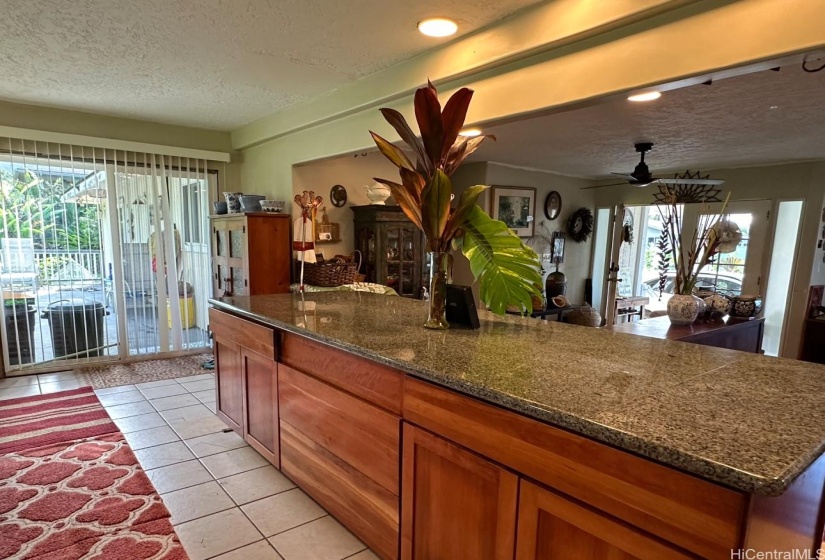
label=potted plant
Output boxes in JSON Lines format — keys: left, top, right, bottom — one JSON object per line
{"left": 370, "top": 82, "right": 542, "bottom": 329}
{"left": 656, "top": 189, "right": 731, "bottom": 325}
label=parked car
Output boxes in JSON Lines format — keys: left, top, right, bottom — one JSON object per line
{"left": 641, "top": 271, "right": 743, "bottom": 315}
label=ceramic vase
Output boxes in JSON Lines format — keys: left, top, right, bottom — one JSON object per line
{"left": 223, "top": 192, "right": 242, "bottom": 213}
{"left": 424, "top": 252, "right": 450, "bottom": 330}
{"left": 667, "top": 294, "right": 704, "bottom": 326}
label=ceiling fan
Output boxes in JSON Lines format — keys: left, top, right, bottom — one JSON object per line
{"left": 596, "top": 142, "right": 725, "bottom": 188}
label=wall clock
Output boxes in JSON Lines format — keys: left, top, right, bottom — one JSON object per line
{"left": 544, "top": 191, "right": 562, "bottom": 220}
{"left": 330, "top": 184, "right": 347, "bottom": 207}
{"left": 567, "top": 207, "right": 594, "bottom": 243}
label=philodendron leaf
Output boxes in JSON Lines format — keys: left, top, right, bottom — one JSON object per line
{"left": 420, "top": 169, "right": 453, "bottom": 251}
{"left": 458, "top": 206, "right": 542, "bottom": 314}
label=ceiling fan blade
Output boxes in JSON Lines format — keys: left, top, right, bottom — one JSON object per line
{"left": 658, "top": 178, "right": 725, "bottom": 186}
{"left": 610, "top": 172, "right": 636, "bottom": 180}
{"left": 581, "top": 182, "right": 628, "bottom": 190}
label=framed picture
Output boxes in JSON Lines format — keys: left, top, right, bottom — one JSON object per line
{"left": 551, "top": 231, "right": 565, "bottom": 264}
{"left": 544, "top": 191, "right": 562, "bottom": 220}
{"left": 491, "top": 186, "right": 536, "bottom": 237}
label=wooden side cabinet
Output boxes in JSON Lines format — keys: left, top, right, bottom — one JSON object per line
{"left": 211, "top": 212, "right": 291, "bottom": 297}
{"left": 515, "top": 480, "right": 692, "bottom": 560}
{"left": 401, "top": 423, "right": 518, "bottom": 560}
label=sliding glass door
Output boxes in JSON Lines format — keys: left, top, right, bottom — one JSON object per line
{"left": 0, "top": 139, "right": 213, "bottom": 375}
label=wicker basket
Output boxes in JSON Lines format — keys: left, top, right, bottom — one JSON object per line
{"left": 302, "top": 252, "right": 362, "bottom": 287}
{"left": 567, "top": 305, "right": 602, "bottom": 327}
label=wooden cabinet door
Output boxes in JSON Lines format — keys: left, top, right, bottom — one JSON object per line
{"left": 242, "top": 349, "right": 279, "bottom": 466}
{"left": 516, "top": 480, "right": 692, "bottom": 560}
{"left": 212, "top": 217, "right": 248, "bottom": 297}
{"left": 214, "top": 338, "right": 243, "bottom": 434}
{"left": 401, "top": 423, "right": 518, "bottom": 560}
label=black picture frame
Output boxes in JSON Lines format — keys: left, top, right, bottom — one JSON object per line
{"left": 544, "top": 191, "right": 562, "bottom": 220}
{"left": 330, "top": 184, "right": 347, "bottom": 207}
{"left": 446, "top": 285, "right": 480, "bottom": 329}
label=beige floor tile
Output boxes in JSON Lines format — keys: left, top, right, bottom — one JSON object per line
{"left": 169, "top": 414, "right": 228, "bottom": 440}
{"left": 135, "top": 378, "right": 179, "bottom": 389}
{"left": 175, "top": 373, "right": 214, "bottom": 383}
{"left": 150, "top": 393, "right": 200, "bottom": 411}
{"left": 175, "top": 508, "right": 262, "bottom": 560}
{"left": 113, "top": 412, "right": 168, "bottom": 434}
{"left": 95, "top": 384, "right": 137, "bottom": 395}
{"left": 147, "top": 459, "right": 214, "bottom": 494}
{"left": 181, "top": 379, "right": 215, "bottom": 393}
{"left": 97, "top": 389, "right": 145, "bottom": 406}
{"left": 191, "top": 389, "right": 216, "bottom": 403}
{"left": 105, "top": 400, "right": 156, "bottom": 419}
{"left": 0, "top": 385, "right": 40, "bottom": 400}
{"left": 159, "top": 403, "right": 214, "bottom": 423}
{"left": 124, "top": 425, "right": 180, "bottom": 450}
{"left": 39, "top": 380, "right": 84, "bottom": 394}
{"left": 0, "top": 376, "right": 38, "bottom": 389}
{"left": 212, "top": 540, "right": 283, "bottom": 560}
{"left": 140, "top": 383, "right": 189, "bottom": 400}
{"left": 241, "top": 488, "right": 326, "bottom": 537}
{"left": 201, "top": 446, "right": 269, "bottom": 479}
{"left": 37, "top": 371, "right": 76, "bottom": 383}
{"left": 346, "top": 550, "right": 381, "bottom": 560}
{"left": 162, "top": 480, "right": 235, "bottom": 524}
{"left": 185, "top": 430, "right": 247, "bottom": 458}
{"left": 219, "top": 466, "right": 295, "bottom": 506}
{"left": 134, "top": 440, "right": 195, "bottom": 470}
{"left": 269, "top": 516, "right": 365, "bottom": 560}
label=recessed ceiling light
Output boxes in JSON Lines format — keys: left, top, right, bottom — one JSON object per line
{"left": 769, "top": 105, "right": 779, "bottom": 110}
{"left": 418, "top": 18, "right": 458, "bottom": 37}
{"left": 459, "top": 128, "right": 482, "bottom": 137}
{"left": 628, "top": 91, "right": 662, "bottom": 102}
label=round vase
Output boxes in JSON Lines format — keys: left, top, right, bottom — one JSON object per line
{"left": 667, "top": 294, "right": 703, "bottom": 326}
{"left": 545, "top": 270, "right": 567, "bottom": 301}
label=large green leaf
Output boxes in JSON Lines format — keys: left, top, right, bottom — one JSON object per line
{"left": 458, "top": 206, "right": 542, "bottom": 315}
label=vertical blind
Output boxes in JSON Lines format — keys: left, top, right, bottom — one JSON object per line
{"left": 0, "top": 137, "right": 218, "bottom": 372}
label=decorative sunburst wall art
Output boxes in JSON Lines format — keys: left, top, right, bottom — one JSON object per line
{"left": 652, "top": 171, "right": 723, "bottom": 204}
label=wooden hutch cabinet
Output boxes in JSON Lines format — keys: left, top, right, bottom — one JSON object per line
{"left": 352, "top": 205, "right": 425, "bottom": 298}
{"left": 210, "top": 213, "right": 291, "bottom": 297}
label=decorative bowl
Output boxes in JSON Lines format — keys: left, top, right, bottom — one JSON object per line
{"left": 730, "top": 295, "right": 763, "bottom": 318}
{"left": 240, "top": 194, "right": 266, "bottom": 212}
{"left": 261, "top": 200, "right": 286, "bottom": 213}
{"left": 212, "top": 201, "right": 228, "bottom": 215}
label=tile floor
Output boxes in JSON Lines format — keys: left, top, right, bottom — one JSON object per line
{"left": 0, "top": 370, "right": 379, "bottom": 560}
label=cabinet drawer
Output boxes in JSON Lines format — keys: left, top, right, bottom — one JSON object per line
{"left": 404, "top": 377, "right": 745, "bottom": 559}
{"left": 281, "top": 420, "right": 399, "bottom": 560}
{"left": 279, "top": 364, "right": 400, "bottom": 494}
{"left": 280, "top": 332, "right": 403, "bottom": 414}
{"left": 209, "top": 308, "right": 275, "bottom": 359}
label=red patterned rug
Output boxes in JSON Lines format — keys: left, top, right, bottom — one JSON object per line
{"left": 0, "top": 388, "right": 188, "bottom": 560}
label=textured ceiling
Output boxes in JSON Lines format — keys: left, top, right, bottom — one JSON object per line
{"left": 0, "top": 0, "right": 539, "bottom": 130}
{"left": 469, "top": 63, "right": 825, "bottom": 178}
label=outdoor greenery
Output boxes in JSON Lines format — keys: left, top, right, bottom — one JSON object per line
{"left": 0, "top": 167, "right": 101, "bottom": 251}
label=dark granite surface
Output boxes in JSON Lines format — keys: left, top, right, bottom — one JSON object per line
{"left": 211, "top": 292, "right": 825, "bottom": 497}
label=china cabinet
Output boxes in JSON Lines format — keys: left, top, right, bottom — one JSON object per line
{"left": 210, "top": 213, "right": 291, "bottom": 297}
{"left": 352, "top": 205, "right": 425, "bottom": 298}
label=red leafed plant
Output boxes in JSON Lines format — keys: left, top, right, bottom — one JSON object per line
{"left": 369, "top": 81, "right": 542, "bottom": 314}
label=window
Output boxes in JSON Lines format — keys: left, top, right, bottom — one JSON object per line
{"left": 181, "top": 181, "right": 206, "bottom": 245}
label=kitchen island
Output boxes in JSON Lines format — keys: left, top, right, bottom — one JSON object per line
{"left": 209, "top": 292, "right": 825, "bottom": 559}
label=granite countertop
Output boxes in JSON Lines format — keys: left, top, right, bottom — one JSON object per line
{"left": 211, "top": 292, "right": 825, "bottom": 497}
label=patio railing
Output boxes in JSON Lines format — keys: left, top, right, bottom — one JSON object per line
{"left": 34, "top": 249, "right": 105, "bottom": 284}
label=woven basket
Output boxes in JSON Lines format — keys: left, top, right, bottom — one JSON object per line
{"left": 302, "top": 252, "right": 362, "bottom": 287}
{"left": 567, "top": 305, "right": 602, "bottom": 327}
